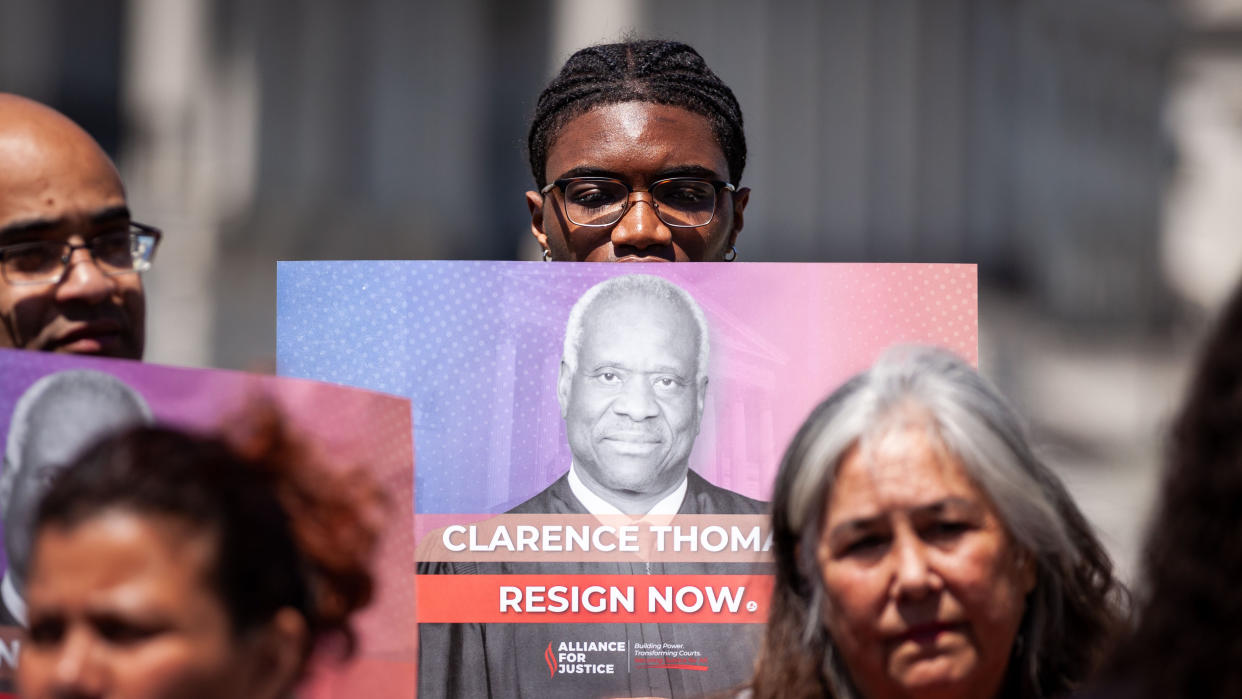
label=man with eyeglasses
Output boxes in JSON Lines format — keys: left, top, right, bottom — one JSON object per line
{"left": 0, "top": 94, "right": 160, "bottom": 361}
{"left": 526, "top": 40, "right": 749, "bottom": 262}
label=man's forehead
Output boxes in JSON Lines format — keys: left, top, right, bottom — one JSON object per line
{"left": 587, "top": 293, "right": 694, "bottom": 327}
{"left": 579, "top": 295, "right": 699, "bottom": 361}
{"left": 22, "top": 424, "right": 115, "bottom": 474}
{"left": 0, "top": 98, "right": 125, "bottom": 230}
{"left": 20, "top": 396, "right": 143, "bottom": 463}
{"left": 0, "top": 135, "right": 121, "bottom": 190}
{"left": 0, "top": 94, "right": 100, "bottom": 144}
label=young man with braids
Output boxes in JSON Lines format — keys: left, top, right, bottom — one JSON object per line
{"left": 416, "top": 43, "right": 762, "bottom": 699}
{"left": 526, "top": 39, "right": 750, "bottom": 262}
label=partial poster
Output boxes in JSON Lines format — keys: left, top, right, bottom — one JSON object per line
{"left": 0, "top": 349, "right": 415, "bottom": 698}
{"left": 277, "top": 261, "right": 978, "bottom": 698}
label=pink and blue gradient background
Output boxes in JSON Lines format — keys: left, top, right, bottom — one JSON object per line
{"left": 277, "top": 261, "right": 977, "bottom": 515}
{"left": 0, "top": 349, "right": 416, "bottom": 695}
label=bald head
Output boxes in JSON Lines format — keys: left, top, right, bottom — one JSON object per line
{"left": 0, "top": 94, "right": 148, "bottom": 359}
{"left": 0, "top": 94, "right": 123, "bottom": 200}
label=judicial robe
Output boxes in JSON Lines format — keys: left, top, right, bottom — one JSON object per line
{"left": 418, "top": 470, "right": 769, "bottom": 699}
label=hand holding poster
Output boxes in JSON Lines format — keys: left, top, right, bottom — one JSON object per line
{"left": 278, "top": 261, "right": 978, "bottom": 698}
{"left": 0, "top": 349, "right": 415, "bottom": 698}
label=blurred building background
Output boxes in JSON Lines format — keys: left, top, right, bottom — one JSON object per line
{"left": 2, "top": 0, "right": 1240, "bottom": 582}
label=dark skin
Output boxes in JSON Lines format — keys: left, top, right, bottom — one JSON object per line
{"left": 0, "top": 93, "right": 145, "bottom": 359}
{"left": 527, "top": 102, "right": 749, "bottom": 262}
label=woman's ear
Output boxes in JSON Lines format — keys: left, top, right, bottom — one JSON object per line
{"left": 243, "top": 608, "right": 309, "bottom": 699}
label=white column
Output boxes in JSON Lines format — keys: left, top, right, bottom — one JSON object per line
{"left": 1161, "top": 51, "right": 1242, "bottom": 310}
{"left": 121, "top": 0, "right": 259, "bottom": 367}
{"left": 549, "top": 0, "right": 645, "bottom": 69}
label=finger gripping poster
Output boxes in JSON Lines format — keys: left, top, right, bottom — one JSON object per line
{"left": 277, "top": 261, "right": 977, "bottom": 698}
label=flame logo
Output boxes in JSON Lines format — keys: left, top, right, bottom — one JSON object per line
{"left": 545, "top": 642, "right": 557, "bottom": 677}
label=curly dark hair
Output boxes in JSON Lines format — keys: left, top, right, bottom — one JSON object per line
{"left": 527, "top": 39, "right": 746, "bottom": 189}
{"left": 1101, "top": 282, "right": 1242, "bottom": 697}
{"left": 33, "top": 404, "right": 383, "bottom": 670}
{"left": 750, "top": 346, "right": 1124, "bottom": 699}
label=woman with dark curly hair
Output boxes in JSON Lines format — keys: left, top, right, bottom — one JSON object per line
{"left": 749, "top": 346, "right": 1124, "bottom": 699}
{"left": 1084, "top": 281, "right": 1242, "bottom": 699}
{"left": 16, "top": 408, "right": 382, "bottom": 699}
{"left": 525, "top": 39, "right": 750, "bottom": 262}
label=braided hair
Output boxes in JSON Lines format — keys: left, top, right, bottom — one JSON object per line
{"left": 527, "top": 39, "right": 746, "bottom": 189}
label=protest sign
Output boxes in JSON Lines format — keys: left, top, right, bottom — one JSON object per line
{"left": 0, "top": 349, "right": 414, "bottom": 698}
{"left": 278, "top": 261, "right": 977, "bottom": 698}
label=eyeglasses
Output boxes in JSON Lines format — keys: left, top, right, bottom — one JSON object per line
{"left": 0, "top": 223, "right": 162, "bottom": 286}
{"left": 541, "top": 177, "right": 736, "bottom": 228}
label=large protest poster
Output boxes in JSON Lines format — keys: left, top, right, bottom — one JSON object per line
{"left": 277, "top": 261, "right": 977, "bottom": 698}
{"left": 0, "top": 349, "right": 415, "bottom": 698}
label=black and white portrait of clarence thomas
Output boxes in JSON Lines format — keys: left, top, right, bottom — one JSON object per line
{"left": 418, "top": 274, "right": 767, "bottom": 699}
{"left": 0, "top": 370, "right": 151, "bottom": 627}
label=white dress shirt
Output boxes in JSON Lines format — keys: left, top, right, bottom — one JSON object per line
{"left": 567, "top": 462, "right": 687, "bottom": 516}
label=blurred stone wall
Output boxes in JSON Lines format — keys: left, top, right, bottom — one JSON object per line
{"left": 4, "top": 0, "right": 1241, "bottom": 583}
{"left": 0, "top": 0, "right": 1188, "bottom": 368}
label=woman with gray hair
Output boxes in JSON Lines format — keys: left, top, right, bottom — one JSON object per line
{"left": 749, "top": 346, "right": 1122, "bottom": 699}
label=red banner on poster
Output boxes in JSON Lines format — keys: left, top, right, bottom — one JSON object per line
{"left": 417, "top": 574, "right": 773, "bottom": 624}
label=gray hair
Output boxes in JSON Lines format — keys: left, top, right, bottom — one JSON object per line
{"left": 561, "top": 274, "right": 710, "bottom": 382}
{"left": 1, "top": 370, "right": 152, "bottom": 511}
{"left": 769, "top": 345, "right": 1104, "bottom": 697}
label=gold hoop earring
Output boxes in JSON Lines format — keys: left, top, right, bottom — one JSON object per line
{"left": 724, "top": 246, "right": 737, "bottom": 262}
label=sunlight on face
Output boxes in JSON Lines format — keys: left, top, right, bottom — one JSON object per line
{"left": 531, "top": 102, "right": 746, "bottom": 262}
{"left": 0, "top": 112, "right": 145, "bottom": 359}
{"left": 18, "top": 511, "right": 277, "bottom": 699}
{"left": 817, "top": 424, "right": 1035, "bottom": 699}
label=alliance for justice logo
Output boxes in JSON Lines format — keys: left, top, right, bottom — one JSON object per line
{"left": 544, "top": 640, "right": 625, "bottom": 677}
{"left": 543, "top": 639, "right": 710, "bottom": 677}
